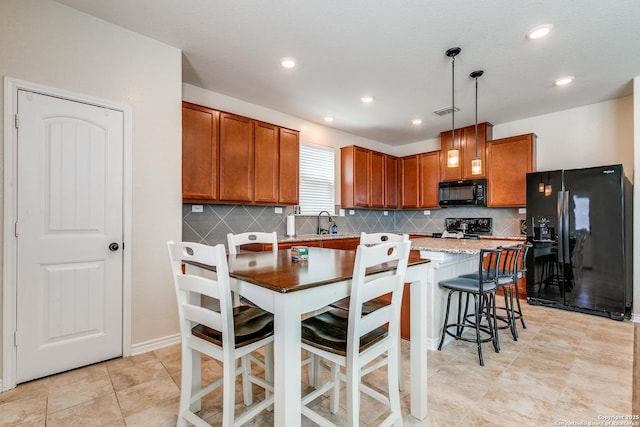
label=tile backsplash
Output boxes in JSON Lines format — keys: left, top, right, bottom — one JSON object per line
{"left": 183, "top": 204, "right": 526, "bottom": 246}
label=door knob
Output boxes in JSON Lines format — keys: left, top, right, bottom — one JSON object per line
{"left": 108, "top": 242, "right": 120, "bottom": 252}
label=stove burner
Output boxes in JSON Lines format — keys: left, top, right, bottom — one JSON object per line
{"left": 445, "top": 218, "right": 492, "bottom": 235}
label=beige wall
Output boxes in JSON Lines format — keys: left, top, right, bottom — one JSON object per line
{"left": 0, "top": 0, "right": 183, "bottom": 380}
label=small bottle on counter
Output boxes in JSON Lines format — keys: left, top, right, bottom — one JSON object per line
{"left": 331, "top": 223, "right": 338, "bottom": 235}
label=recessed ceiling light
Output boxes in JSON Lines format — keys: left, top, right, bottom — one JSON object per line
{"left": 360, "top": 95, "right": 375, "bottom": 103}
{"left": 555, "top": 76, "right": 574, "bottom": 86}
{"left": 324, "top": 116, "right": 334, "bottom": 123}
{"left": 412, "top": 119, "right": 423, "bottom": 125}
{"left": 527, "top": 24, "right": 553, "bottom": 40}
{"left": 280, "top": 57, "right": 296, "bottom": 69}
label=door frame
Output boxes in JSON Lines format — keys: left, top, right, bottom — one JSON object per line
{"left": 2, "top": 77, "right": 133, "bottom": 390}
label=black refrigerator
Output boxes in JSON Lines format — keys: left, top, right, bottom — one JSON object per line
{"left": 525, "top": 164, "right": 632, "bottom": 320}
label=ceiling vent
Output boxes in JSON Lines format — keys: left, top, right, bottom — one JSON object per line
{"left": 433, "top": 105, "right": 460, "bottom": 116}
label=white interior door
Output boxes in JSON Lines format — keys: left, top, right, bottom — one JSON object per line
{"left": 15, "top": 90, "right": 123, "bottom": 383}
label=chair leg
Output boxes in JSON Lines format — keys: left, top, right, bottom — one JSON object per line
{"left": 489, "top": 293, "right": 500, "bottom": 353}
{"left": 222, "top": 356, "right": 237, "bottom": 427}
{"left": 386, "top": 345, "right": 402, "bottom": 426}
{"left": 264, "top": 342, "right": 274, "bottom": 404}
{"left": 508, "top": 285, "right": 518, "bottom": 341}
{"left": 178, "top": 346, "right": 192, "bottom": 427}
{"left": 330, "top": 362, "right": 340, "bottom": 414}
{"left": 346, "top": 362, "right": 360, "bottom": 427}
{"left": 241, "top": 354, "right": 253, "bottom": 405}
{"left": 438, "top": 290, "right": 454, "bottom": 351}
{"left": 397, "top": 335, "right": 405, "bottom": 392}
{"left": 473, "top": 294, "right": 484, "bottom": 366}
{"left": 513, "top": 283, "right": 527, "bottom": 329}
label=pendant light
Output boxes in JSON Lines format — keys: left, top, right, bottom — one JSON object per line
{"left": 445, "top": 47, "right": 461, "bottom": 168}
{"left": 470, "top": 70, "right": 484, "bottom": 175}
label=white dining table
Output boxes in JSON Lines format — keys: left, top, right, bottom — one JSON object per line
{"left": 188, "top": 247, "right": 430, "bottom": 426}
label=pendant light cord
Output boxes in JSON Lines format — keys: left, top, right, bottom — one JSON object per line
{"left": 474, "top": 76, "right": 478, "bottom": 158}
{"left": 451, "top": 54, "right": 455, "bottom": 150}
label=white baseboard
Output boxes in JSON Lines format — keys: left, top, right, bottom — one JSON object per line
{"left": 631, "top": 313, "right": 640, "bottom": 323}
{"left": 130, "top": 333, "right": 181, "bottom": 356}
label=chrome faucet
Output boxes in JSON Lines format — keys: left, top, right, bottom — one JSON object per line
{"left": 316, "top": 210, "right": 332, "bottom": 235}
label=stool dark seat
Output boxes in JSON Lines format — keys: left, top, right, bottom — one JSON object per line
{"left": 437, "top": 248, "right": 502, "bottom": 366}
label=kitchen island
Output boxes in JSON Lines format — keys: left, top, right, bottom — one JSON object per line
{"left": 409, "top": 236, "right": 523, "bottom": 349}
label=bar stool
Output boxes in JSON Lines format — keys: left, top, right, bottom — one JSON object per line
{"left": 461, "top": 246, "right": 521, "bottom": 341}
{"left": 437, "top": 248, "right": 501, "bottom": 366}
{"left": 512, "top": 243, "right": 532, "bottom": 329}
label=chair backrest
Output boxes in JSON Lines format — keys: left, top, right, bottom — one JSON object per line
{"left": 227, "top": 231, "right": 278, "bottom": 254}
{"left": 167, "top": 241, "right": 234, "bottom": 354}
{"left": 477, "top": 248, "right": 502, "bottom": 292}
{"left": 359, "top": 232, "right": 409, "bottom": 245}
{"left": 347, "top": 240, "right": 411, "bottom": 356}
{"left": 497, "top": 246, "right": 521, "bottom": 282}
{"left": 517, "top": 243, "right": 532, "bottom": 274}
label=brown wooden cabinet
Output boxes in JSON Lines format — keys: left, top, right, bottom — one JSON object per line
{"left": 419, "top": 151, "right": 440, "bottom": 208}
{"left": 182, "top": 102, "right": 299, "bottom": 205}
{"left": 400, "top": 155, "right": 419, "bottom": 209}
{"left": 341, "top": 146, "right": 399, "bottom": 210}
{"left": 279, "top": 128, "right": 300, "bottom": 205}
{"left": 254, "top": 121, "right": 279, "bottom": 203}
{"left": 384, "top": 155, "right": 398, "bottom": 209}
{"left": 439, "top": 122, "right": 493, "bottom": 181}
{"left": 219, "top": 112, "right": 254, "bottom": 202}
{"left": 370, "top": 151, "right": 385, "bottom": 208}
{"left": 182, "top": 102, "right": 219, "bottom": 201}
{"left": 486, "top": 133, "right": 536, "bottom": 207}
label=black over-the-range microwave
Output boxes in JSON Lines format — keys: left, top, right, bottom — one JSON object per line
{"left": 438, "top": 179, "right": 487, "bottom": 207}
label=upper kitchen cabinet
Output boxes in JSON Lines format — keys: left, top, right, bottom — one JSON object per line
{"left": 486, "top": 133, "right": 536, "bottom": 207}
{"left": 182, "top": 102, "right": 219, "bottom": 202}
{"left": 439, "top": 122, "right": 493, "bottom": 181}
{"left": 400, "top": 155, "right": 419, "bottom": 209}
{"left": 219, "top": 112, "right": 254, "bottom": 202}
{"left": 419, "top": 151, "right": 440, "bottom": 208}
{"left": 254, "top": 121, "right": 279, "bottom": 203}
{"left": 384, "top": 155, "right": 398, "bottom": 209}
{"left": 182, "top": 102, "right": 300, "bottom": 205}
{"left": 341, "top": 146, "right": 397, "bottom": 209}
{"left": 278, "top": 127, "right": 300, "bottom": 205}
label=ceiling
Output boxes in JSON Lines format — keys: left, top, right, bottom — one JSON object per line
{"left": 55, "top": 0, "right": 640, "bottom": 146}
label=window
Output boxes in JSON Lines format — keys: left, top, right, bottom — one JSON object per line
{"left": 299, "top": 143, "right": 335, "bottom": 215}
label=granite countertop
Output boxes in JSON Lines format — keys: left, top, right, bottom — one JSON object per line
{"left": 410, "top": 237, "right": 523, "bottom": 254}
{"left": 278, "top": 233, "right": 525, "bottom": 254}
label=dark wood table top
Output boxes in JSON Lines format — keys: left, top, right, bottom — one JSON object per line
{"left": 185, "top": 247, "right": 429, "bottom": 294}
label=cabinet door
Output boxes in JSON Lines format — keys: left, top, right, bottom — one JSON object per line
{"left": 384, "top": 155, "right": 398, "bottom": 209}
{"left": 219, "top": 112, "right": 254, "bottom": 202}
{"left": 486, "top": 133, "right": 536, "bottom": 207}
{"left": 461, "top": 122, "right": 492, "bottom": 179}
{"left": 353, "top": 147, "right": 371, "bottom": 207}
{"left": 182, "top": 103, "right": 218, "bottom": 201}
{"left": 370, "top": 151, "right": 385, "bottom": 208}
{"left": 400, "top": 155, "right": 419, "bottom": 209}
{"left": 254, "top": 121, "right": 279, "bottom": 203}
{"left": 321, "top": 238, "right": 359, "bottom": 250}
{"left": 439, "top": 128, "right": 463, "bottom": 181}
{"left": 279, "top": 128, "right": 299, "bottom": 205}
{"left": 419, "top": 151, "right": 440, "bottom": 208}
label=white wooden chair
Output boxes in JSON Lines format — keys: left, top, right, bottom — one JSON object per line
{"left": 329, "top": 232, "right": 409, "bottom": 391}
{"left": 300, "top": 240, "right": 411, "bottom": 426}
{"left": 227, "top": 231, "right": 278, "bottom": 254}
{"left": 167, "top": 241, "right": 274, "bottom": 427}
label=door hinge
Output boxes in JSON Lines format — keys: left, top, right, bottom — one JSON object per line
{"left": 15, "top": 222, "right": 19, "bottom": 238}
{"left": 14, "top": 330, "right": 18, "bottom": 347}
{"left": 14, "top": 113, "right": 19, "bottom": 129}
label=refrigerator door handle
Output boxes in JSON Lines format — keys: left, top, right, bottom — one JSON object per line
{"left": 562, "top": 190, "right": 570, "bottom": 263}
{"left": 557, "top": 191, "right": 564, "bottom": 261}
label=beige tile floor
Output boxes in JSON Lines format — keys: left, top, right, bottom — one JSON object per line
{"left": 1, "top": 304, "right": 637, "bottom": 426}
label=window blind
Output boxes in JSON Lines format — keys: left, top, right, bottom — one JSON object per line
{"left": 299, "top": 144, "right": 335, "bottom": 215}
